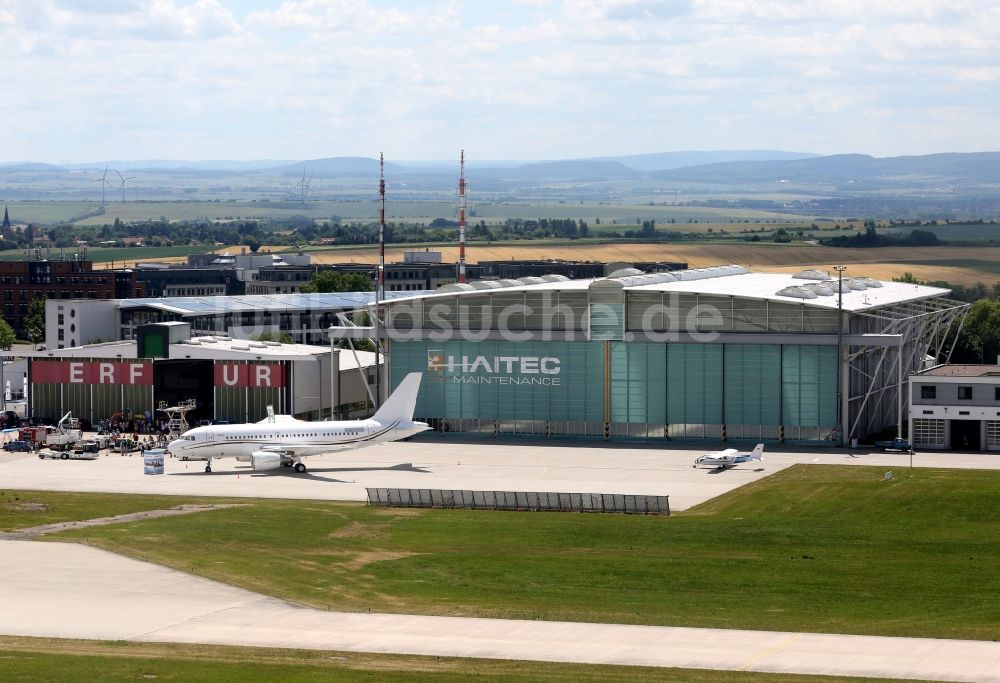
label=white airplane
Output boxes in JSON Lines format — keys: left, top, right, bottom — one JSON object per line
{"left": 166, "top": 372, "right": 429, "bottom": 473}
{"left": 693, "top": 443, "right": 764, "bottom": 470}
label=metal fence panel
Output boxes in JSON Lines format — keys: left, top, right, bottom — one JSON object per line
{"left": 366, "top": 488, "right": 669, "bottom": 515}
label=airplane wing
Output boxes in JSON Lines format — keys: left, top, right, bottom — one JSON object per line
{"left": 716, "top": 448, "right": 738, "bottom": 457}
{"left": 257, "top": 442, "right": 339, "bottom": 457}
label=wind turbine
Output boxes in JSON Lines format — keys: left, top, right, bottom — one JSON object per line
{"left": 114, "top": 169, "right": 136, "bottom": 203}
{"left": 91, "top": 165, "right": 112, "bottom": 205}
{"left": 299, "top": 170, "right": 313, "bottom": 201}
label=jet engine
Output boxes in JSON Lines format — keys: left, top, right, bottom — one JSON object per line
{"left": 251, "top": 452, "right": 282, "bottom": 471}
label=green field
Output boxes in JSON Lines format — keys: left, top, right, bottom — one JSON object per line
{"left": 0, "top": 637, "right": 923, "bottom": 683}
{"left": 0, "top": 199, "right": 817, "bottom": 227}
{"left": 44, "top": 465, "right": 1000, "bottom": 641}
{"left": 882, "top": 222, "right": 1000, "bottom": 242}
{"left": 0, "top": 490, "right": 215, "bottom": 530}
{"left": 0, "top": 201, "right": 100, "bottom": 224}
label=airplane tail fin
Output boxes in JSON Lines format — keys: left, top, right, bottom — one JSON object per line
{"left": 751, "top": 443, "right": 765, "bottom": 461}
{"left": 372, "top": 372, "right": 423, "bottom": 425}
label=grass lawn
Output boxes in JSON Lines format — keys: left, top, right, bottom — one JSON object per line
{"left": 0, "top": 637, "right": 932, "bottom": 682}
{"left": 0, "top": 490, "right": 215, "bottom": 531}
{"left": 45, "top": 465, "right": 1000, "bottom": 640}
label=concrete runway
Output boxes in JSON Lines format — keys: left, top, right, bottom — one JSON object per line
{"left": 3, "top": 540, "right": 999, "bottom": 682}
{"left": 3, "top": 437, "right": 997, "bottom": 511}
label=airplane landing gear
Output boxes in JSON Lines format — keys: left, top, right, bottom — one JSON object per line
{"left": 205, "top": 462, "right": 212, "bottom": 473}
{"left": 293, "top": 462, "right": 306, "bottom": 473}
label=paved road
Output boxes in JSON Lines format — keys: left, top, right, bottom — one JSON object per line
{"left": 2, "top": 540, "right": 999, "bottom": 682}
{"left": 2, "top": 437, "right": 996, "bottom": 511}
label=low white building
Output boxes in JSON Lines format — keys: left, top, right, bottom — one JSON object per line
{"left": 909, "top": 365, "right": 1000, "bottom": 451}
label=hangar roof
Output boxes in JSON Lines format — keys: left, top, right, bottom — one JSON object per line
{"left": 388, "top": 265, "right": 951, "bottom": 313}
{"left": 118, "top": 291, "right": 431, "bottom": 316}
{"left": 624, "top": 271, "right": 951, "bottom": 312}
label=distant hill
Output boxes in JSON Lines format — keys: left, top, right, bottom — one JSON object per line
{"left": 4, "top": 151, "right": 999, "bottom": 189}
{"left": 475, "top": 159, "right": 637, "bottom": 182}
{"left": 123, "top": 160, "right": 298, "bottom": 172}
{"left": 651, "top": 152, "right": 1000, "bottom": 185}
{"left": 0, "top": 162, "right": 65, "bottom": 172}
{"left": 266, "top": 157, "right": 407, "bottom": 177}
{"left": 63, "top": 160, "right": 300, "bottom": 172}
{"left": 590, "top": 150, "right": 819, "bottom": 171}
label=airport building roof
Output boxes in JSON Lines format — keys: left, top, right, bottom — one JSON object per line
{"left": 915, "top": 365, "right": 1000, "bottom": 378}
{"left": 118, "top": 291, "right": 430, "bottom": 316}
{"left": 401, "top": 265, "right": 952, "bottom": 313}
{"left": 624, "top": 270, "right": 951, "bottom": 312}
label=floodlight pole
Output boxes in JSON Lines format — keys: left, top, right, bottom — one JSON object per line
{"left": 834, "top": 265, "right": 847, "bottom": 447}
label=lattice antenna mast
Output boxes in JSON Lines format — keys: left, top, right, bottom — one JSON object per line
{"left": 458, "top": 149, "right": 467, "bottom": 284}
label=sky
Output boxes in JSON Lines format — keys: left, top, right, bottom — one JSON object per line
{"left": 1, "top": 0, "right": 998, "bottom": 163}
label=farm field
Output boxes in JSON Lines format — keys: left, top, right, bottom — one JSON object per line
{"left": 0, "top": 201, "right": 98, "bottom": 224}
{"left": 882, "top": 222, "right": 1000, "bottom": 242}
{"left": 0, "top": 199, "right": 816, "bottom": 227}
{"left": 303, "top": 242, "right": 1000, "bottom": 285}
{"left": 0, "top": 637, "right": 917, "bottom": 683}
{"left": 8, "top": 238, "right": 998, "bottom": 286}
{"left": 45, "top": 465, "right": 1000, "bottom": 640}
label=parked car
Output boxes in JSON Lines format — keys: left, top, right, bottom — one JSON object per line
{"left": 875, "top": 437, "right": 911, "bottom": 452}
{"left": 3, "top": 440, "right": 32, "bottom": 452}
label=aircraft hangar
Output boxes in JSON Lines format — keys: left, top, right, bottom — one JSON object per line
{"left": 373, "top": 265, "right": 969, "bottom": 445}
{"left": 26, "top": 322, "right": 376, "bottom": 427}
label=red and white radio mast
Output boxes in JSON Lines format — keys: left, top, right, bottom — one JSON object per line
{"left": 458, "top": 150, "right": 467, "bottom": 284}
{"left": 375, "top": 152, "right": 386, "bottom": 407}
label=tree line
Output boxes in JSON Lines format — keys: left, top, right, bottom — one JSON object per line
{"left": 895, "top": 273, "right": 1000, "bottom": 364}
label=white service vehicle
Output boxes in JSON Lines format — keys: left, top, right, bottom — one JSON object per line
{"left": 41, "top": 412, "right": 84, "bottom": 450}
{"left": 38, "top": 449, "right": 99, "bottom": 461}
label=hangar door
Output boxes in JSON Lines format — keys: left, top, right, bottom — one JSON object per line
{"left": 154, "top": 360, "right": 214, "bottom": 426}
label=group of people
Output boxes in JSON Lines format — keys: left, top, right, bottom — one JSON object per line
{"left": 97, "top": 418, "right": 173, "bottom": 438}
{"left": 113, "top": 432, "right": 173, "bottom": 455}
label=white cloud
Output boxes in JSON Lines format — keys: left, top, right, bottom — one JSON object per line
{"left": 0, "top": 0, "right": 998, "bottom": 160}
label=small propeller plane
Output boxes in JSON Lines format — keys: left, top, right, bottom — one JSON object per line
{"left": 693, "top": 443, "right": 764, "bottom": 470}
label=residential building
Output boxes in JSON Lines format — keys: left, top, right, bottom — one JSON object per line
{"left": 0, "top": 258, "right": 144, "bottom": 339}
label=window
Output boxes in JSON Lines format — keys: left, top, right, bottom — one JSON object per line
{"left": 958, "top": 386, "right": 973, "bottom": 400}
{"left": 920, "top": 385, "right": 936, "bottom": 400}
{"left": 995, "top": 387, "right": 1000, "bottom": 401}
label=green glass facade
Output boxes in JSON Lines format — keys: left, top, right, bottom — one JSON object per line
{"left": 31, "top": 381, "right": 153, "bottom": 425}
{"left": 215, "top": 384, "right": 285, "bottom": 424}
{"left": 391, "top": 340, "right": 837, "bottom": 442}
